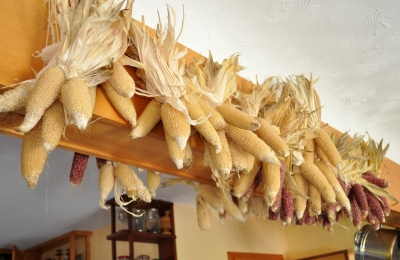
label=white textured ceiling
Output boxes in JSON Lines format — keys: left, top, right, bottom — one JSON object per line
{"left": 1, "top": 0, "right": 400, "bottom": 250}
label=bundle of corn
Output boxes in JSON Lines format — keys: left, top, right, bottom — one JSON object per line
{"left": 332, "top": 133, "right": 396, "bottom": 230}
{"left": 0, "top": 0, "right": 134, "bottom": 188}
{"left": 128, "top": 7, "right": 229, "bottom": 173}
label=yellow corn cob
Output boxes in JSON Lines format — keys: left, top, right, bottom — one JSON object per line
{"left": 98, "top": 161, "right": 115, "bottom": 209}
{"left": 16, "top": 66, "right": 66, "bottom": 133}
{"left": 106, "top": 59, "right": 135, "bottom": 98}
{"left": 41, "top": 100, "right": 65, "bottom": 152}
{"left": 303, "top": 138, "right": 315, "bottom": 163}
{"left": 0, "top": 82, "right": 32, "bottom": 112}
{"left": 307, "top": 185, "right": 322, "bottom": 217}
{"left": 292, "top": 174, "right": 308, "bottom": 220}
{"left": 217, "top": 187, "right": 245, "bottom": 222}
{"left": 314, "top": 129, "right": 342, "bottom": 170}
{"left": 102, "top": 81, "right": 137, "bottom": 126}
{"left": 315, "top": 143, "right": 330, "bottom": 164}
{"left": 238, "top": 199, "right": 248, "bottom": 214}
{"left": 130, "top": 168, "right": 151, "bottom": 203}
{"left": 299, "top": 161, "right": 336, "bottom": 204}
{"left": 255, "top": 118, "right": 289, "bottom": 157}
{"left": 161, "top": 102, "right": 190, "bottom": 150}
{"left": 88, "top": 85, "right": 97, "bottom": 115}
{"left": 216, "top": 103, "right": 260, "bottom": 131}
{"left": 232, "top": 159, "right": 262, "bottom": 198}
{"left": 226, "top": 136, "right": 249, "bottom": 172}
{"left": 197, "top": 97, "right": 227, "bottom": 130}
{"left": 262, "top": 161, "right": 281, "bottom": 207}
{"left": 203, "top": 131, "right": 232, "bottom": 177}
{"left": 314, "top": 161, "right": 351, "bottom": 212}
{"left": 61, "top": 77, "right": 93, "bottom": 130}
{"left": 183, "top": 140, "right": 193, "bottom": 167}
{"left": 21, "top": 121, "right": 49, "bottom": 188}
{"left": 225, "top": 124, "right": 279, "bottom": 165}
{"left": 165, "top": 132, "right": 185, "bottom": 169}
{"left": 197, "top": 183, "right": 225, "bottom": 214}
{"left": 130, "top": 99, "right": 162, "bottom": 139}
{"left": 196, "top": 195, "right": 212, "bottom": 231}
{"left": 114, "top": 163, "right": 137, "bottom": 198}
{"left": 147, "top": 170, "right": 161, "bottom": 198}
{"left": 182, "top": 95, "right": 221, "bottom": 153}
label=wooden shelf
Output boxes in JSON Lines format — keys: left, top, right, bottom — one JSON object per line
{"left": 107, "top": 230, "right": 176, "bottom": 244}
{"left": 24, "top": 230, "right": 92, "bottom": 260}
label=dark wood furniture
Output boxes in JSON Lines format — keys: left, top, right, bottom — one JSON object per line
{"left": 106, "top": 196, "right": 177, "bottom": 260}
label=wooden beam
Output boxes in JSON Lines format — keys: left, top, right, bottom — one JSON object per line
{"left": 0, "top": 0, "right": 399, "bottom": 213}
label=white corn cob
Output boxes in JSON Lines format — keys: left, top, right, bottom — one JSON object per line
{"left": 161, "top": 102, "right": 190, "bottom": 150}
{"left": 21, "top": 121, "right": 49, "bottom": 188}
{"left": 102, "top": 81, "right": 137, "bottom": 126}
{"left": 16, "top": 66, "right": 66, "bottom": 132}
{"left": 41, "top": 100, "right": 65, "bottom": 152}
{"left": 0, "top": 82, "right": 33, "bottom": 112}
{"left": 61, "top": 77, "right": 93, "bottom": 130}
{"left": 98, "top": 161, "right": 115, "bottom": 209}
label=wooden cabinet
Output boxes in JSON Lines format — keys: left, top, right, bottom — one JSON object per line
{"left": 106, "top": 196, "right": 177, "bottom": 260}
{"left": 23, "top": 231, "right": 92, "bottom": 260}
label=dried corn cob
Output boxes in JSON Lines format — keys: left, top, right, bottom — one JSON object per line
{"left": 325, "top": 203, "right": 336, "bottom": 221}
{"left": 161, "top": 102, "right": 190, "bottom": 150}
{"left": 165, "top": 132, "right": 185, "bottom": 169}
{"left": 196, "top": 195, "right": 212, "bottom": 231}
{"left": 98, "top": 161, "right": 115, "bottom": 209}
{"left": 88, "top": 86, "right": 97, "bottom": 116}
{"left": 307, "top": 185, "right": 322, "bottom": 217}
{"left": 69, "top": 152, "right": 89, "bottom": 186}
{"left": 183, "top": 140, "right": 193, "bottom": 167}
{"left": 61, "top": 77, "right": 93, "bottom": 130}
{"left": 362, "top": 171, "right": 390, "bottom": 188}
{"left": 270, "top": 158, "right": 287, "bottom": 212}
{"left": 365, "top": 189, "right": 385, "bottom": 223}
{"left": 256, "top": 118, "right": 289, "bottom": 157}
{"left": 314, "top": 161, "right": 350, "bottom": 212}
{"left": 217, "top": 188, "right": 244, "bottom": 222}
{"left": 232, "top": 159, "right": 262, "bottom": 198}
{"left": 351, "top": 183, "right": 369, "bottom": 217}
{"left": 197, "top": 184, "right": 225, "bottom": 215}
{"left": 226, "top": 136, "right": 249, "bottom": 172}
{"left": 337, "top": 176, "right": 351, "bottom": 195}
{"left": 379, "top": 195, "right": 390, "bottom": 216}
{"left": 216, "top": 103, "right": 260, "bottom": 131}
{"left": 299, "top": 161, "right": 336, "bottom": 204}
{"left": 197, "top": 97, "right": 227, "bottom": 130}
{"left": 182, "top": 95, "right": 221, "bottom": 152}
{"left": 130, "top": 168, "right": 151, "bottom": 203}
{"left": 242, "top": 170, "right": 262, "bottom": 202}
{"left": 349, "top": 192, "right": 362, "bottom": 229}
{"left": 262, "top": 161, "right": 281, "bottom": 207}
{"left": 226, "top": 124, "right": 279, "bottom": 165}
{"left": 147, "top": 170, "right": 160, "bottom": 198}
{"left": 106, "top": 59, "right": 135, "bottom": 98}
{"left": 130, "top": 99, "right": 162, "bottom": 139}
{"left": 102, "top": 81, "right": 137, "bottom": 126}
{"left": 115, "top": 163, "right": 137, "bottom": 198}
{"left": 280, "top": 186, "right": 294, "bottom": 226}
{"left": 292, "top": 174, "right": 308, "bottom": 220}
{"left": 0, "top": 82, "right": 32, "bottom": 112}
{"left": 16, "top": 66, "right": 66, "bottom": 133}
{"left": 21, "top": 121, "right": 48, "bottom": 188}
{"left": 204, "top": 131, "right": 232, "bottom": 176}
{"left": 41, "top": 100, "right": 65, "bottom": 152}
{"left": 314, "top": 129, "right": 342, "bottom": 170}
